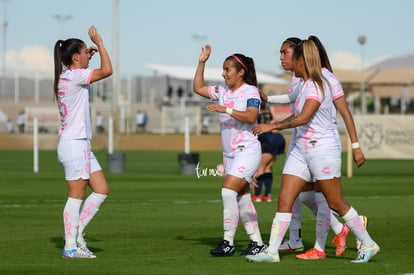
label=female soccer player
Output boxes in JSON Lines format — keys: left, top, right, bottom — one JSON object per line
{"left": 193, "top": 45, "right": 265, "bottom": 256}
{"left": 53, "top": 26, "right": 112, "bottom": 258}
{"left": 246, "top": 40, "right": 379, "bottom": 263}
{"left": 260, "top": 36, "right": 368, "bottom": 259}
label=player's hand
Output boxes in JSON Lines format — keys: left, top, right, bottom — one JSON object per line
{"left": 252, "top": 123, "right": 275, "bottom": 135}
{"left": 87, "top": 46, "right": 98, "bottom": 59}
{"left": 88, "top": 25, "right": 103, "bottom": 46}
{"left": 259, "top": 89, "right": 268, "bottom": 102}
{"left": 199, "top": 44, "right": 212, "bottom": 63}
{"left": 205, "top": 103, "right": 224, "bottom": 113}
{"left": 352, "top": 148, "right": 365, "bottom": 167}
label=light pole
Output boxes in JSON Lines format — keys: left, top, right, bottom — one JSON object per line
{"left": 53, "top": 14, "right": 72, "bottom": 38}
{"left": 1, "top": 0, "right": 9, "bottom": 99}
{"left": 358, "top": 35, "right": 367, "bottom": 114}
{"left": 112, "top": 0, "right": 120, "bottom": 135}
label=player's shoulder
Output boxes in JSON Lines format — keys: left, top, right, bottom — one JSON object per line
{"left": 243, "top": 84, "right": 259, "bottom": 93}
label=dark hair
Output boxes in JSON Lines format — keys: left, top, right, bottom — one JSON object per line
{"left": 225, "top": 54, "right": 257, "bottom": 86}
{"left": 53, "top": 38, "right": 85, "bottom": 98}
{"left": 308, "top": 35, "right": 333, "bottom": 72}
{"left": 283, "top": 37, "right": 302, "bottom": 49}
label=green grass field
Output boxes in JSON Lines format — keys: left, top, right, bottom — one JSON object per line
{"left": 0, "top": 150, "right": 413, "bottom": 274}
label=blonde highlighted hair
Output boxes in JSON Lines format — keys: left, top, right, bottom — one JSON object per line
{"left": 294, "top": 40, "right": 327, "bottom": 95}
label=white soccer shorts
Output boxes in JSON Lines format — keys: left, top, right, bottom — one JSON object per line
{"left": 58, "top": 139, "right": 102, "bottom": 181}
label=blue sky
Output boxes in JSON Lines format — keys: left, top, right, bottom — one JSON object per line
{"left": 2, "top": 0, "right": 413, "bottom": 78}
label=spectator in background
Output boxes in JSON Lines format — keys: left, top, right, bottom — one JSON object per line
{"left": 7, "top": 118, "right": 14, "bottom": 133}
{"left": 202, "top": 114, "right": 210, "bottom": 134}
{"left": 95, "top": 112, "right": 104, "bottom": 133}
{"left": 177, "top": 86, "right": 184, "bottom": 98}
{"left": 143, "top": 111, "right": 148, "bottom": 132}
{"left": 17, "top": 111, "right": 25, "bottom": 133}
{"left": 136, "top": 110, "right": 145, "bottom": 133}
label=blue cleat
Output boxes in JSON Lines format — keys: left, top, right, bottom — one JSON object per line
{"left": 351, "top": 242, "right": 380, "bottom": 263}
{"left": 246, "top": 249, "right": 280, "bottom": 262}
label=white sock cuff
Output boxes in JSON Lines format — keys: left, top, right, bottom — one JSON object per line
{"left": 342, "top": 206, "right": 358, "bottom": 221}
{"left": 90, "top": 192, "right": 108, "bottom": 200}
{"left": 275, "top": 212, "right": 292, "bottom": 222}
{"left": 67, "top": 197, "right": 83, "bottom": 206}
{"left": 221, "top": 188, "right": 238, "bottom": 198}
{"left": 237, "top": 193, "right": 250, "bottom": 203}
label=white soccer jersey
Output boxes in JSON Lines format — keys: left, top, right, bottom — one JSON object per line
{"left": 57, "top": 68, "right": 94, "bottom": 140}
{"left": 277, "top": 69, "right": 344, "bottom": 153}
{"left": 293, "top": 78, "right": 339, "bottom": 153}
{"left": 208, "top": 84, "right": 261, "bottom": 157}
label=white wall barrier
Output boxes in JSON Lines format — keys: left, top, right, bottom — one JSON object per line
{"left": 354, "top": 115, "right": 414, "bottom": 159}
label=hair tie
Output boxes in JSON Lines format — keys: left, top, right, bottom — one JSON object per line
{"left": 232, "top": 55, "right": 248, "bottom": 71}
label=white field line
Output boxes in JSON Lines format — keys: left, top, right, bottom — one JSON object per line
{"left": 0, "top": 195, "right": 413, "bottom": 208}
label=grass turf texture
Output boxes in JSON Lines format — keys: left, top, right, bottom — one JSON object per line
{"left": 0, "top": 150, "right": 413, "bottom": 274}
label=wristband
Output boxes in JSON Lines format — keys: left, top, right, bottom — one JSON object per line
{"left": 226, "top": 108, "right": 233, "bottom": 116}
{"left": 351, "top": 142, "right": 360, "bottom": 149}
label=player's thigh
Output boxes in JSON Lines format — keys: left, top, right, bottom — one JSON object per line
{"left": 278, "top": 174, "right": 307, "bottom": 212}
{"left": 66, "top": 179, "right": 89, "bottom": 199}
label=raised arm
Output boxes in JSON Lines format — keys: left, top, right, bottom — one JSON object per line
{"left": 193, "top": 45, "right": 212, "bottom": 98}
{"left": 88, "top": 26, "right": 112, "bottom": 83}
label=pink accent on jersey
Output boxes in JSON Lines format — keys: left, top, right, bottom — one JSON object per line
{"left": 57, "top": 68, "right": 94, "bottom": 140}
{"left": 224, "top": 99, "right": 235, "bottom": 108}
{"left": 293, "top": 78, "right": 339, "bottom": 151}
{"left": 208, "top": 84, "right": 260, "bottom": 157}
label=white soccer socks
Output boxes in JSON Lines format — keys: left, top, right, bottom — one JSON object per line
{"left": 221, "top": 188, "right": 239, "bottom": 245}
{"left": 343, "top": 207, "right": 375, "bottom": 248}
{"left": 63, "top": 197, "right": 83, "bottom": 250}
{"left": 238, "top": 193, "right": 263, "bottom": 246}
{"left": 268, "top": 212, "right": 292, "bottom": 254}
{"left": 78, "top": 192, "right": 107, "bottom": 240}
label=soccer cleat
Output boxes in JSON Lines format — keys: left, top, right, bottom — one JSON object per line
{"left": 351, "top": 242, "right": 380, "bottom": 263}
{"left": 262, "top": 195, "right": 272, "bottom": 202}
{"left": 296, "top": 248, "right": 326, "bottom": 260}
{"left": 356, "top": 216, "right": 369, "bottom": 250}
{"left": 332, "top": 224, "right": 350, "bottom": 256}
{"left": 210, "top": 240, "right": 235, "bottom": 257}
{"left": 62, "top": 248, "right": 96, "bottom": 258}
{"left": 77, "top": 242, "right": 94, "bottom": 256}
{"left": 240, "top": 241, "right": 266, "bottom": 255}
{"left": 251, "top": 195, "right": 261, "bottom": 202}
{"left": 246, "top": 249, "right": 280, "bottom": 262}
{"left": 77, "top": 234, "right": 94, "bottom": 255}
{"left": 278, "top": 239, "right": 304, "bottom": 252}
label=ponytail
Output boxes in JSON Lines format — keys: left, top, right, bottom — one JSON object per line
{"left": 53, "top": 40, "right": 63, "bottom": 99}
{"left": 308, "top": 35, "right": 333, "bottom": 72}
{"left": 295, "top": 40, "right": 326, "bottom": 95}
{"left": 53, "top": 38, "right": 85, "bottom": 99}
